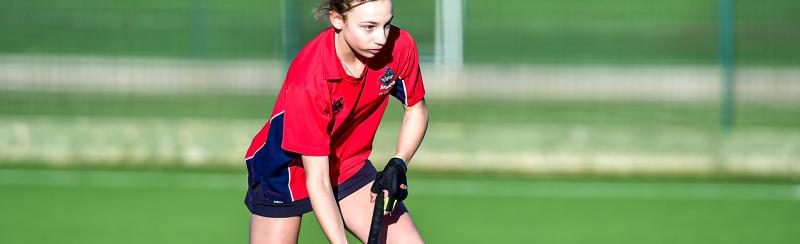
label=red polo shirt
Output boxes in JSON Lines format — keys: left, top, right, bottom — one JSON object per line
{"left": 244, "top": 26, "right": 425, "bottom": 202}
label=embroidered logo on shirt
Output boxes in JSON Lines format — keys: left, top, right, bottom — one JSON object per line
{"left": 332, "top": 97, "right": 344, "bottom": 115}
{"left": 378, "top": 68, "right": 396, "bottom": 95}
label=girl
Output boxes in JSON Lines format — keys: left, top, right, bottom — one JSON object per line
{"left": 244, "top": 0, "right": 428, "bottom": 243}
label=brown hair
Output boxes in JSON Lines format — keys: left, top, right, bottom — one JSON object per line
{"left": 313, "top": 0, "right": 380, "bottom": 20}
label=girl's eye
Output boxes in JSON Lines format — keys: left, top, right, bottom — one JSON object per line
{"left": 364, "top": 26, "right": 375, "bottom": 30}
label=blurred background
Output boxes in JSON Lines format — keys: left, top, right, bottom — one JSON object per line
{"left": 1, "top": 0, "right": 798, "bottom": 243}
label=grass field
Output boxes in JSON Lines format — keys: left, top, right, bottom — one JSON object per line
{"left": 0, "top": 0, "right": 798, "bottom": 64}
{"left": 1, "top": 168, "right": 800, "bottom": 244}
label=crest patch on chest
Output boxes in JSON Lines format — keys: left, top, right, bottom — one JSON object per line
{"left": 378, "top": 68, "right": 396, "bottom": 95}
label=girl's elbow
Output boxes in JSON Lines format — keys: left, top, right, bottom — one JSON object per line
{"left": 416, "top": 106, "right": 429, "bottom": 123}
{"left": 305, "top": 176, "right": 332, "bottom": 192}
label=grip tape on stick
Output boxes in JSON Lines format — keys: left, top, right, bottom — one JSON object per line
{"left": 367, "top": 191, "right": 384, "bottom": 244}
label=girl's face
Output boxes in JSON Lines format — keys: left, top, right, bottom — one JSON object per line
{"left": 331, "top": 0, "right": 393, "bottom": 59}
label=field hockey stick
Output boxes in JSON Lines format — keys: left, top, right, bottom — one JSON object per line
{"left": 367, "top": 190, "right": 384, "bottom": 244}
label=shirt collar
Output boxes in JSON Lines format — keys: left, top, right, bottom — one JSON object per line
{"left": 321, "top": 27, "right": 343, "bottom": 81}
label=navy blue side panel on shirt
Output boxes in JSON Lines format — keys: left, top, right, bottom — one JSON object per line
{"left": 246, "top": 113, "right": 299, "bottom": 204}
{"left": 391, "top": 77, "right": 407, "bottom": 106}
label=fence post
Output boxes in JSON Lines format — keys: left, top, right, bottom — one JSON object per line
{"left": 282, "top": 0, "right": 300, "bottom": 70}
{"left": 720, "top": 0, "right": 736, "bottom": 132}
{"left": 190, "top": 0, "right": 209, "bottom": 58}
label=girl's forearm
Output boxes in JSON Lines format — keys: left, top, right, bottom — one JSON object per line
{"left": 395, "top": 100, "right": 429, "bottom": 163}
{"left": 302, "top": 155, "right": 348, "bottom": 244}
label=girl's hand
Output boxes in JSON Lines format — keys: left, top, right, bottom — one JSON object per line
{"left": 370, "top": 157, "right": 408, "bottom": 215}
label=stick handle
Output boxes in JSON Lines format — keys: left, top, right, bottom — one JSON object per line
{"left": 367, "top": 191, "right": 384, "bottom": 244}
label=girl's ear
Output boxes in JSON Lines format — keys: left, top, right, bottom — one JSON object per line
{"left": 329, "top": 11, "right": 345, "bottom": 30}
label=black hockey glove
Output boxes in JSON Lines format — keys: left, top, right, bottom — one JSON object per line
{"left": 371, "top": 157, "right": 408, "bottom": 212}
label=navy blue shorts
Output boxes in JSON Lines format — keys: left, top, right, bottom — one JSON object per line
{"left": 245, "top": 160, "right": 378, "bottom": 218}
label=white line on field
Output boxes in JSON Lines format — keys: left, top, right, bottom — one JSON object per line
{"left": 0, "top": 169, "right": 798, "bottom": 201}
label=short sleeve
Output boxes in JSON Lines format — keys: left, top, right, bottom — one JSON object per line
{"left": 281, "top": 84, "right": 332, "bottom": 156}
{"left": 390, "top": 37, "right": 426, "bottom": 107}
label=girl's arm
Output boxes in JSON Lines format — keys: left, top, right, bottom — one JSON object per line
{"left": 369, "top": 100, "right": 428, "bottom": 210}
{"left": 302, "top": 155, "right": 348, "bottom": 244}
{"left": 394, "top": 99, "right": 429, "bottom": 163}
